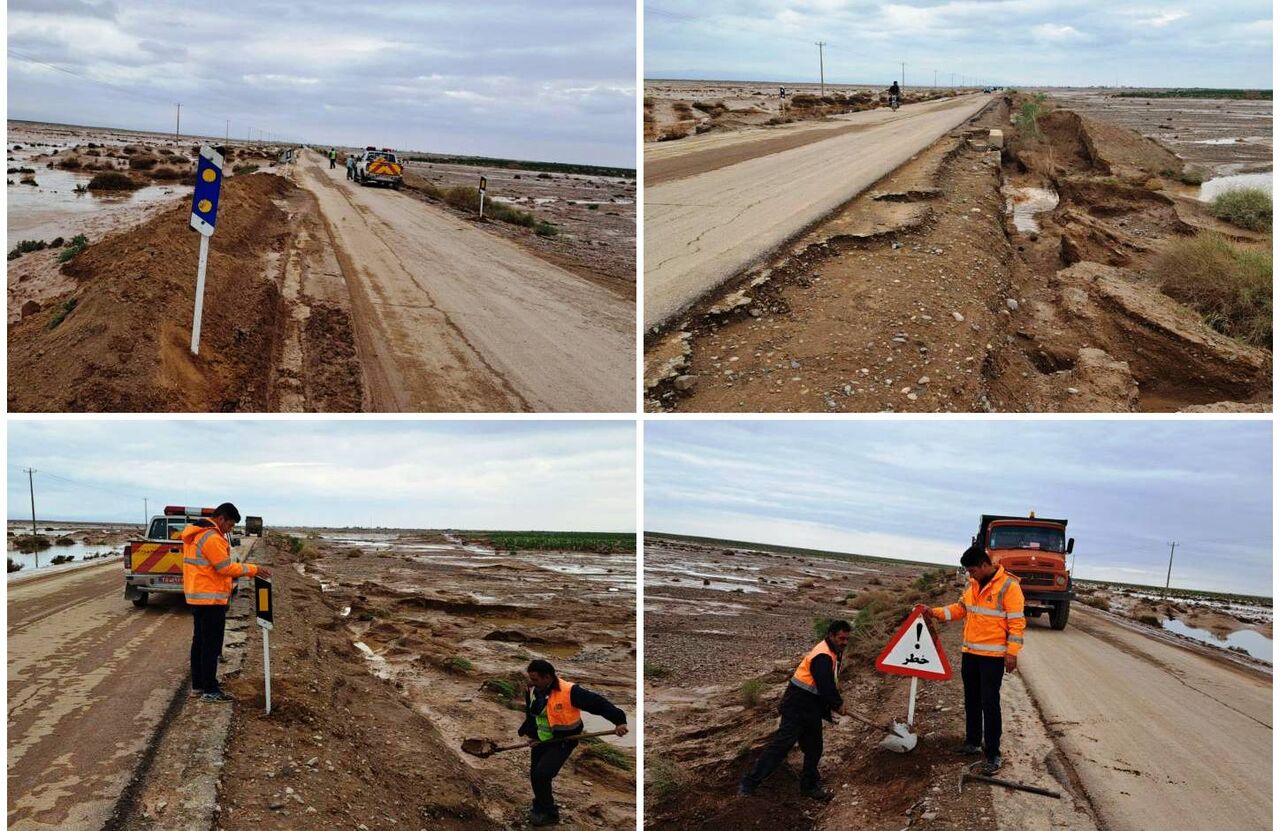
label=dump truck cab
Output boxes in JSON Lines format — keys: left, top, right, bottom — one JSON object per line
{"left": 123, "top": 505, "right": 242, "bottom": 608}
{"left": 355, "top": 146, "right": 403, "bottom": 189}
{"left": 976, "top": 513, "right": 1075, "bottom": 630}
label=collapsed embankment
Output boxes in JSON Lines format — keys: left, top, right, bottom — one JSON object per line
{"left": 646, "top": 96, "right": 1270, "bottom": 412}
{"left": 7, "top": 173, "right": 363, "bottom": 412}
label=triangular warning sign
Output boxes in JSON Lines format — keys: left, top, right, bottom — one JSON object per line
{"left": 875, "top": 606, "right": 952, "bottom": 680}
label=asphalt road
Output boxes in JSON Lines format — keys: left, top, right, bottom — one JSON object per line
{"left": 293, "top": 152, "right": 634, "bottom": 412}
{"left": 8, "top": 540, "right": 261, "bottom": 831}
{"left": 643, "top": 94, "right": 993, "bottom": 329}
{"left": 1018, "top": 607, "right": 1271, "bottom": 831}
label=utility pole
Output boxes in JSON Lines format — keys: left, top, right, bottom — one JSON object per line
{"left": 143, "top": 498, "right": 149, "bottom": 529}
{"left": 933, "top": 68, "right": 938, "bottom": 91}
{"left": 1162, "top": 542, "right": 1178, "bottom": 602}
{"left": 225, "top": 120, "right": 230, "bottom": 144}
{"left": 900, "top": 61, "right": 905, "bottom": 94}
{"left": 815, "top": 41, "right": 827, "bottom": 98}
{"left": 175, "top": 103, "right": 181, "bottom": 140}
{"left": 24, "top": 468, "right": 39, "bottom": 568}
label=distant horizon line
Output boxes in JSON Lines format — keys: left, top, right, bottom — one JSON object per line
{"left": 8, "top": 518, "right": 636, "bottom": 533}
{"left": 643, "top": 78, "right": 1273, "bottom": 91}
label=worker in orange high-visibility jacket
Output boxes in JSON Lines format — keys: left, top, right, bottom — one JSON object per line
{"left": 519, "top": 659, "right": 628, "bottom": 827}
{"left": 929, "top": 543, "right": 1025, "bottom": 774}
{"left": 181, "top": 502, "right": 270, "bottom": 703}
{"left": 738, "top": 619, "right": 852, "bottom": 802}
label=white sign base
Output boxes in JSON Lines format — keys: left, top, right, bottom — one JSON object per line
{"left": 190, "top": 234, "right": 210, "bottom": 355}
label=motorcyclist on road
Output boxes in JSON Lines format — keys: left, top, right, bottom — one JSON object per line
{"left": 888, "top": 81, "right": 901, "bottom": 108}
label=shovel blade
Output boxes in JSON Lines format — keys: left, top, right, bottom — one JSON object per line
{"left": 461, "top": 738, "right": 496, "bottom": 758}
{"left": 878, "top": 722, "right": 918, "bottom": 753}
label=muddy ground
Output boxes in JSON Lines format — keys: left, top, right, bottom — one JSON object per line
{"left": 214, "top": 532, "right": 635, "bottom": 830}
{"left": 1077, "top": 582, "right": 1273, "bottom": 641}
{"left": 643, "top": 535, "right": 1097, "bottom": 831}
{"left": 645, "top": 80, "right": 968, "bottom": 142}
{"left": 645, "top": 95, "right": 1271, "bottom": 412}
{"left": 398, "top": 159, "right": 636, "bottom": 292}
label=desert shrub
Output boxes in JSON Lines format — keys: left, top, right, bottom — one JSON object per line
{"left": 233, "top": 164, "right": 259, "bottom": 175}
{"left": 48, "top": 298, "right": 78, "bottom": 330}
{"left": 812, "top": 616, "right": 833, "bottom": 640}
{"left": 445, "top": 655, "right": 473, "bottom": 673}
{"left": 59, "top": 155, "right": 83, "bottom": 170}
{"left": 8, "top": 239, "right": 47, "bottom": 260}
{"left": 128, "top": 155, "right": 157, "bottom": 170}
{"left": 20, "top": 175, "right": 37, "bottom": 186}
{"left": 151, "top": 166, "right": 185, "bottom": 180}
{"left": 534, "top": 222, "right": 558, "bottom": 237}
{"left": 1015, "top": 100, "right": 1043, "bottom": 138}
{"left": 50, "top": 554, "right": 76, "bottom": 565}
{"left": 7, "top": 558, "right": 22, "bottom": 573}
{"left": 1209, "top": 187, "right": 1272, "bottom": 232}
{"left": 647, "top": 757, "right": 688, "bottom": 800}
{"left": 1134, "top": 613, "right": 1161, "bottom": 626}
{"left": 1081, "top": 595, "right": 1110, "bottom": 610}
{"left": 1157, "top": 232, "right": 1271, "bottom": 347}
{"left": 739, "top": 678, "right": 766, "bottom": 707}
{"left": 1179, "top": 169, "right": 1205, "bottom": 186}
{"left": 643, "top": 661, "right": 671, "bottom": 680}
{"left": 87, "top": 171, "right": 142, "bottom": 191}
{"left": 14, "top": 536, "right": 51, "bottom": 552}
{"left": 58, "top": 234, "right": 89, "bottom": 263}
{"left": 582, "top": 737, "right": 631, "bottom": 770}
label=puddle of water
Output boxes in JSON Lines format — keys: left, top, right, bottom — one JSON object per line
{"left": 8, "top": 164, "right": 190, "bottom": 240}
{"left": 1004, "top": 186, "right": 1059, "bottom": 232}
{"left": 582, "top": 712, "right": 636, "bottom": 748}
{"left": 649, "top": 575, "right": 763, "bottom": 593}
{"left": 353, "top": 641, "right": 393, "bottom": 679}
{"left": 1162, "top": 618, "right": 1272, "bottom": 664}
{"left": 1198, "top": 171, "right": 1273, "bottom": 202}
{"left": 7, "top": 537, "right": 119, "bottom": 571}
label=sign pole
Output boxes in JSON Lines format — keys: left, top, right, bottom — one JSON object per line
{"left": 262, "top": 627, "right": 272, "bottom": 715}
{"left": 191, "top": 234, "right": 210, "bottom": 354}
{"left": 479, "top": 176, "right": 487, "bottom": 219}
{"left": 906, "top": 676, "right": 918, "bottom": 727}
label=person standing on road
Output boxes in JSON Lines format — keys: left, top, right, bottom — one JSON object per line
{"left": 929, "top": 544, "right": 1025, "bottom": 774}
{"left": 346, "top": 151, "right": 356, "bottom": 180}
{"left": 738, "top": 619, "right": 851, "bottom": 801}
{"left": 519, "top": 659, "right": 629, "bottom": 827}
{"left": 329, "top": 147, "right": 337, "bottom": 169}
{"left": 181, "top": 502, "right": 270, "bottom": 703}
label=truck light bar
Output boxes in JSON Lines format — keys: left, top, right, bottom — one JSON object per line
{"left": 163, "top": 505, "right": 215, "bottom": 516}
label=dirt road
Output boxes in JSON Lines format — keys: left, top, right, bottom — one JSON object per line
{"left": 643, "top": 94, "right": 992, "bottom": 329}
{"left": 1019, "top": 607, "right": 1272, "bottom": 831}
{"left": 292, "top": 152, "right": 634, "bottom": 412}
{"left": 8, "top": 541, "right": 260, "bottom": 831}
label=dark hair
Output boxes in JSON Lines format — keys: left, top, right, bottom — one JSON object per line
{"left": 960, "top": 543, "right": 990, "bottom": 567}
{"left": 526, "top": 659, "right": 556, "bottom": 677}
{"left": 826, "top": 619, "right": 852, "bottom": 636}
{"left": 213, "top": 502, "right": 241, "bottom": 523}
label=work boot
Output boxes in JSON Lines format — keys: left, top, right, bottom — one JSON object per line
{"left": 189, "top": 688, "right": 205, "bottom": 697}
{"left": 737, "top": 781, "right": 755, "bottom": 797}
{"left": 955, "top": 743, "right": 983, "bottom": 755}
{"left": 200, "top": 690, "right": 234, "bottom": 703}
{"left": 529, "top": 810, "right": 559, "bottom": 827}
{"left": 801, "top": 785, "right": 834, "bottom": 802}
{"left": 980, "top": 755, "right": 1003, "bottom": 775}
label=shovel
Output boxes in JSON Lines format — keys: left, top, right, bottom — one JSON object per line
{"left": 461, "top": 729, "right": 619, "bottom": 759}
{"left": 840, "top": 708, "right": 918, "bottom": 753}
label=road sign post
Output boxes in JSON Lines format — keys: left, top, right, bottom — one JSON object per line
{"left": 479, "top": 176, "right": 487, "bottom": 219}
{"left": 875, "top": 604, "right": 952, "bottom": 727}
{"left": 188, "top": 145, "right": 225, "bottom": 355}
{"left": 255, "top": 575, "right": 274, "bottom": 715}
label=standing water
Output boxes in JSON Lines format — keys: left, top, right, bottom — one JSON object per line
{"left": 1161, "top": 617, "right": 1272, "bottom": 664}
{"left": 1004, "top": 186, "right": 1060, "bottom": 233}
{"left": 1198, "top": 172, "right": 1273, "bottom": 202}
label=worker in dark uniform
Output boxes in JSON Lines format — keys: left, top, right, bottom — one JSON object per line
{"left": 346, "top": 152, "right": 356, "bottom": 180}
{"left": 519, "top": 659, "right": 629, "bottom": 827}
{"left": 739, "top": 619, "right": 851, "bottom": 800}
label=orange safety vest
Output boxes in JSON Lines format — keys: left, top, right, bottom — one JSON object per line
{"left": 791, "top": 640, "right": 840, "bottom": 695}
{"left": 181, "top": 521, "right": 257, "bottom": 606}
{"left": 546, "top": 680, "right": 583, "bottom": 731}
{"left": 931, "top": 565, "right": 1026, "bottom": 656}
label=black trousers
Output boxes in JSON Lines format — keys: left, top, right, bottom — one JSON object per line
{"left": 961, "top": 652, "right": 1005, "bottom": 759}
{"left": 530, "top": 739, "right": 576, "bottom": 815}
{"left": 741, "top": 710, "right": 824, "bottom": 791}
{"left": 329, "top": 158, "right": 336, "bottom": 168}
{"left": 190, "top": 603, "right": 228, "bottom": 693}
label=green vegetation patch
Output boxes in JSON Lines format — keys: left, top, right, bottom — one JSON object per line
{"left": 1115, "top": 88, "right": 1271, "bottom": 100}
{"left": 461, "top": 530, "right": 634, "bottom": 555}
{"left": 1157, "top": 232, "right": 1271, "bottom": 347}
{"left": 581, "top": 737, "right": 631, "bottom": 771}
{"left": 58, "top": 234, "right": 89, "bottom": 264}
{"left": 1209, "top": 187, "right": 1272, "bottom": 232}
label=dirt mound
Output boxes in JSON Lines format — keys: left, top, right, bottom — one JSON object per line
{"left": 8, "top": 174, "right": 295, "bottom": 411}
{"left": 1013, "top": 107, "right": 1182, "bottom": 183}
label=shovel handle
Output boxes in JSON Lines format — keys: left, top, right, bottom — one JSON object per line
{"left": 965, "top": 773, "right": 1061, "bottom": 799}
{"left": 842, "top": 709, "right": 896, "bottom": 734}
{"left": 490, "top": 729, "right": 621, "bottom": 755}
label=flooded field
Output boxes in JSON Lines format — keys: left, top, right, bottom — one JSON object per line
{"left": 6, "top": 521, "right": 134, "bottom": 573}
{"left": 1163, "top": 618, "right": 1272, "bottom": 663}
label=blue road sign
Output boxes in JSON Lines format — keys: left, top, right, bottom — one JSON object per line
{"left": 189, "top": 146, "right": 225, "bottom": 236}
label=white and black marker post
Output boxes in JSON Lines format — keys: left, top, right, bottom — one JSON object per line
{"left": 188, "top": 145, "right": 225, "bottom": 355}
{"left": 478, "top": 175, "right": 487, "bottom": 219}
{"left": 255, "top": 575, "right": 274, "bottom": 714}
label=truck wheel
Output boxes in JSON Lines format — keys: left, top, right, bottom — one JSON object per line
{"left": 392, "top": 181, "right": 401, "bottom": 191}
{"left": 1049, "top": 601, "right": 1070, "bottom": 630}
{"left": 1026, "top": 609, "right": 1042, "bottom": 618}
{"left": 132, "top": 593, "right": 149, "bottom": 608}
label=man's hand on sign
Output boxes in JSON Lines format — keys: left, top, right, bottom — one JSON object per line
{"left": 614, "top": 724, "right": 629, "bottom": 737}
{"left": 257, "top": 567, "right": 273, "bottom": 579}
{"left": 1004, "top": 654, "right": 1018, "bottom": 674}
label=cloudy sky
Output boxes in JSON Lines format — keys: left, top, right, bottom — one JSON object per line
{"left": 8, "top": 420, "right": 635, "bottom": 531}
{"left": 7, "top": 0, "right": 636, "bottom": 167}
{"left": 646, "top": 420, "right": 1272, "bottom": 596}
{"left": 646, "top": 1, "right": 1272, "bottom": 88}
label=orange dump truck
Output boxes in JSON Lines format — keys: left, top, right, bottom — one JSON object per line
{"left": 355, "top": 146, "right": 403, "bottom": 189}
{"left": 123, "top": 505, "right": 246, "bottom": 608}
{"left": 975, "top": 513, "right": 1075, "bottom": 630}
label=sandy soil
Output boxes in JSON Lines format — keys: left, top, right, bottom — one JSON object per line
{"left": 291, "top": 150, "right": 635, "bottom": 412}
{"left": 643, "top": 94, "right": 992, "bottom": 329}
{"left": 645, "top": 95, "right": 1271, "bottom": 412}
{"left": 643, "top": 536, "right": 1096, "bottom": 831}
{"left": 400, "top": 159, "right": 636, "bottom": 291}
{"left": 215, "top": 532, "right": 635, "bottom": 830}
{"left": 7, "top": 539, "right": 259, "bottom": 831}
{"left": 1042, "top": 89, "right": 1272, "bottom": 176}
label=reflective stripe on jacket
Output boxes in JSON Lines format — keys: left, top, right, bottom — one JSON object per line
{"left": 930, "top": 565, "right": 1026, "bottom": 656}
{"left": 791, "top": 639, "right": 840, "bottom": 694}
{"left": 181, "top": 520, "right": 257, "bottom": 606}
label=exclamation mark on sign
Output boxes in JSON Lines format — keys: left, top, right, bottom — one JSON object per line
{"left": 915, "top": 621, "right": 923, "bottom": 649}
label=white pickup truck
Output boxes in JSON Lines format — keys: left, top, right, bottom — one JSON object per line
{"left": 355, "top": 147, "right": 403, "bottom": 189}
